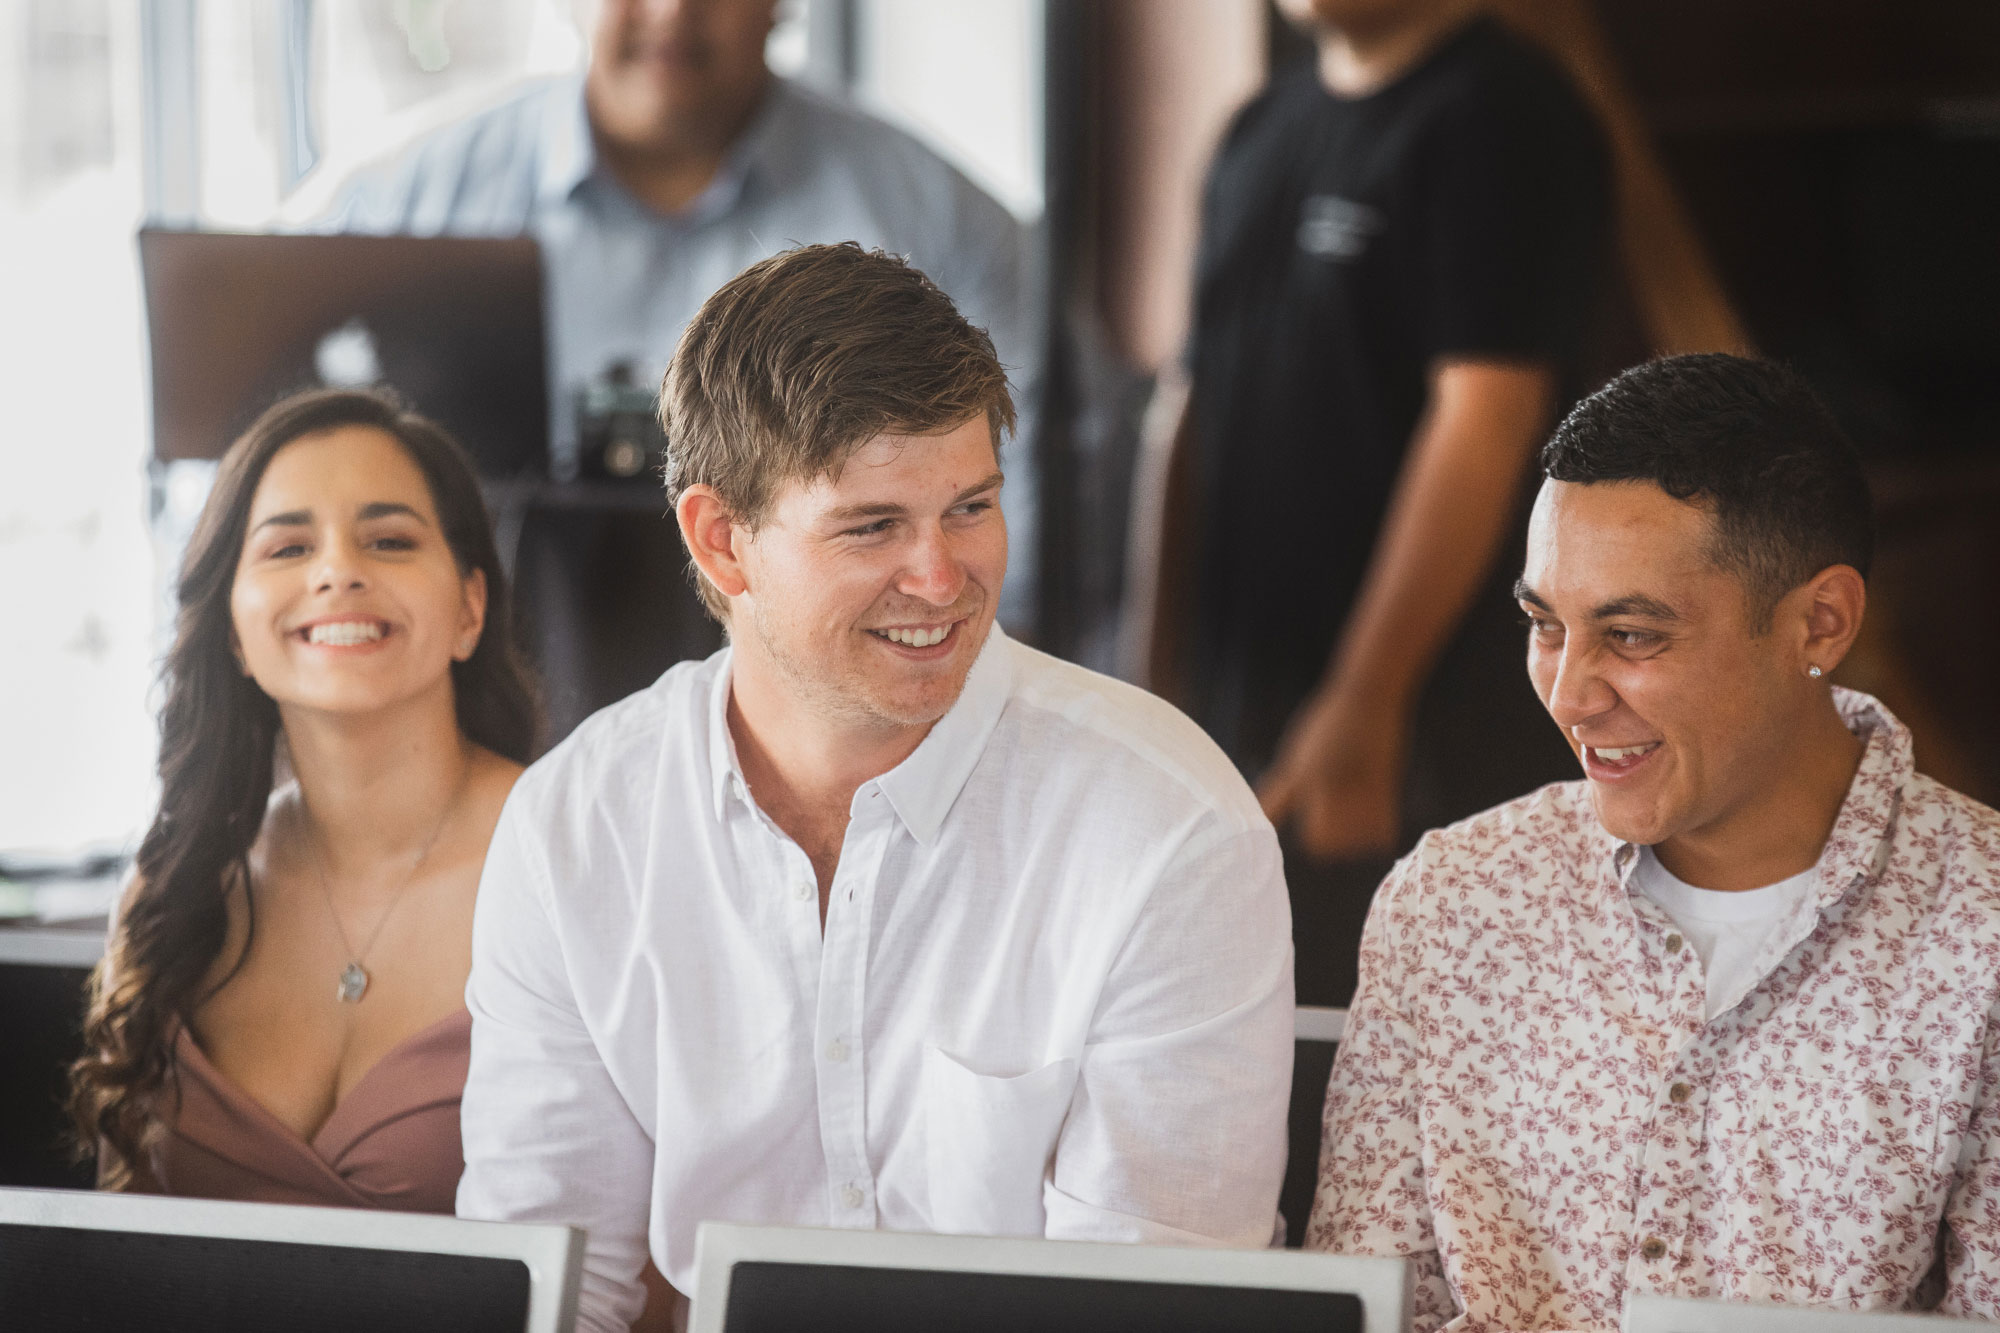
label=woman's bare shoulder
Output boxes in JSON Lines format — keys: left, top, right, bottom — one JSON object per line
{"left": 461, "top": 745, "right": 526, "bottom": 842}
{"left": 470, "top": 744, "right": 525, "bottom": 802}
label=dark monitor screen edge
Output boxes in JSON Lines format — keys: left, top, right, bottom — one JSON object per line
{"left": 720, "top": 1259, "right": 1364, "bottom": 1333}
{"left": 0, "top": 1186, "right": 582, "bottom": 1333}
{"left": 690, "top": 1224, "right": 1410, "bottom": 1333}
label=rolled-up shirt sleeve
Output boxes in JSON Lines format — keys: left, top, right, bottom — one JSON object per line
{"left": 457, "top": 795, "right": 652, "bottom": 1333}
{"left": 1044, "top": 816, "right": 1294, "bottom": 1248}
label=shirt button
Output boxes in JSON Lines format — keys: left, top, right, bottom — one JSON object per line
{"left": 794, "top": 881, "right": 814, "bottom": 902}
{"left": 842, "top": 1185, "right": 865, "bottom": 1209}
{"left": 1665, "top": 934, "right": 1684, "bottom": 954}
{"left": 1640, "top": 1236, "right": 1668, "bottom": 1261}
{"left": 1669, "top": 1082, "right": 1693, "bottom": 1104}
{"left": 826, "top": 1039, "right": 849, "bottom": 1063}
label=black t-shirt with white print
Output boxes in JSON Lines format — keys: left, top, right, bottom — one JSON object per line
{"left": 1185, "top": 16, "right": 1609, "bottom": 774}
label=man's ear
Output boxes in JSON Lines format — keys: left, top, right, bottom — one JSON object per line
{"left": 676, "top": 485, "right": 751, "bottom": 602}
{"left": 1795, "top": 564, "right": 1866, "bottom": 678}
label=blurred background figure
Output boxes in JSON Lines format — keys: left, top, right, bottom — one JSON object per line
{"left": 1123, "top": 0, "right": 1611, "bottom": 1004}
{"left": 314, "top": 0, "right": 1040, "bottom": 740}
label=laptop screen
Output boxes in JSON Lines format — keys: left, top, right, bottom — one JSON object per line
{"left": 139, "top": 229, "right": 548, "bottom": 478}
{"left": 720, "top": 1259, "right": 1364, "bottom": 1333}
{"left": 0, "top": 1221, "right": 531, "bottom": 1333}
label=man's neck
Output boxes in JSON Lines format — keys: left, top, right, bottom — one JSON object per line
{"left": 1654, "top": 692, "right": 1867, "bottom": 893}
{"left": 585, "top": 72, "right": 771, "bottom": 216}
{"left": 724, "top": 640, "right": 934, "bottom": 891}
{"left": 1314, "top": 0, "right": 1479, "bottom": 97}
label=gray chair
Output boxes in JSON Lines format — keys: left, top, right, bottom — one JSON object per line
{"left": 1284, "top": 1004, "right": 1346, "bottom": 1248}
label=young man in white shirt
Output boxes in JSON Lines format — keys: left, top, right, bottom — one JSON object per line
{"left": 457, "top": 244, "right": 1293, "bottom": 1332}
{"left": 1310, "top": 353, "right": 2000, "bottom": 1329}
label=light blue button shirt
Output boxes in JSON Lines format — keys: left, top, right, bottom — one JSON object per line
{"left": 318, "top": 74, "right": 1042, "bottom": 620}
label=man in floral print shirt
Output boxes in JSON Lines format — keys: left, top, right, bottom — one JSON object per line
{"left": 1309, "top": 353, "right": 2000, "bottom": 1330}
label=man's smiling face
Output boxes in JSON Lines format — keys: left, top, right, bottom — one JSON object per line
{"left": 731, "top": 414, "right": 1006, "bottom": 734}
{"left": 1518, "top": 478, "right": 1803, "bottom": 849}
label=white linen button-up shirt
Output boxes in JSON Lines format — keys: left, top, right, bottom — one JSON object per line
{"left": 1308, "top": 689, "right": 2000, "bottom": 1331}
{"left": 458, "top": 628, "right": 1294, "bottom": 1330}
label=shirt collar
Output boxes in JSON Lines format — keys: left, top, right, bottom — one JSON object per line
{"left": 548, "top": 75, "right": 802, "bottom": 220}
{"left": 1811, "top": 687, "right": 1912, "bottom": 903}
{"left": 693, "top": 76, "right": 798, "bottom": 219}
{"left": 707, "top": 647, "right": 747, "bottom": 823}
{"left": 705, "top": 624, "right": 1019, "bottom": 843}
{"left": 538, "top": 74, "right": 595, "bottom": 206}
{"left": 873, "top": 626, "right": 1017, "bottom": 846}
{"left": 1604, "top": 686, "right": 1913, "bottom": 904}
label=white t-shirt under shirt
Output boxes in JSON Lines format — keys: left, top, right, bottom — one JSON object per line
{"left": 1633, "top": 847, "right": 1820, "bottom": 1019}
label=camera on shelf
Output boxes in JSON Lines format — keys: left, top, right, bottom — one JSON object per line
{"left": 575, "top": 362, "right": 668, "bottom": 483}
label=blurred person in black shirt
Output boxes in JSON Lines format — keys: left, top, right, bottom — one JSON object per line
{"left": 1130, "top": 0, "right": 1610, "bottom": 1002}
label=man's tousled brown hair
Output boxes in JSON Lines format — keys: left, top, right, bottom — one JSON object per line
{"left": 661, "top": 242, "right": 1015, "bottom": 618}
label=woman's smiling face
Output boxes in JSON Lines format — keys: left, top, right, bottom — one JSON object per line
{"left": 229, "top": 425, "right": 485, "bottom": 720}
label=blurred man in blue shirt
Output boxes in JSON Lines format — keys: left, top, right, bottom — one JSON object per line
{"left": 321, "top": 0, "right": 1039, "bottom": 734}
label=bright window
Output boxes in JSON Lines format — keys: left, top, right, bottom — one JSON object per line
{"left": 0, "top": 0, "right": 153, "bottom": 859}
{"left": 0, "top": 0, "right": 1043, "bottom": 865}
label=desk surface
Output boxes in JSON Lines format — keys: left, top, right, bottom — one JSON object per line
{"left": 0, "top": 923, "right": 105, "bottom": 969}
{"left": 0, "top": 872, "right": 118, "bottom": 968}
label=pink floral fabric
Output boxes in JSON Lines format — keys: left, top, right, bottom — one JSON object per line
{"left": 1308, "top": 690, "right": 2000, "bottom": 1332}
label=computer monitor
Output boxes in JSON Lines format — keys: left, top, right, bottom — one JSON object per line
{"left": 0, "top": 1185, "right": 582, "bottom": 1333}
{"left": 138, "top": 228, "right": 548, "bottom": 476}
{"left": 1624, "top": 1295, "right": 2000, "bottom": 1331}
{"left": 688, "top": 1222, "right": 1410, "bottom": 1333}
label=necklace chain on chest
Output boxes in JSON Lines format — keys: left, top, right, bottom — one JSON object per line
{"left": 305, "top": 768, "right": 468, "bottom": 1004}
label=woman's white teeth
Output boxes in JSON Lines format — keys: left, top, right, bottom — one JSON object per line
{"left": 306, "top": 621, "right": 384, "bottom": 646}
{"left": 1592, "top": 743, "right": 1657, "bottom": 762}
{"left": 883, "top": 625, "right": 949, "bottom": 648}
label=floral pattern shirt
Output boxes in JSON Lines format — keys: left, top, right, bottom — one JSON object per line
{"left": 1308, "top": 690, "right": 2000, "bottom": 1331}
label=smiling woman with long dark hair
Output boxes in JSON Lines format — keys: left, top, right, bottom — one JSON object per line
{"left": 69, "top": 387, "right": 538, "bottom": 1208}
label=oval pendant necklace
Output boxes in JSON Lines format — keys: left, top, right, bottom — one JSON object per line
{"left": 305, "top": 770, "right": 466, "bottom": 1005}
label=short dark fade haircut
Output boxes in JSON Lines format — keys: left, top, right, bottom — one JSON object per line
{"left": 661, "top": 242, "right": 1015, "bottom": 619}
{"left": 1541, "top": 353, "right": 1874, "bottom": 630}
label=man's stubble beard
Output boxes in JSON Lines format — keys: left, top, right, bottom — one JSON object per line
{"left": 744, "top": 595, "right": 981, "bottom": 734}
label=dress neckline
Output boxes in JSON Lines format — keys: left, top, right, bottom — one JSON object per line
{"left": 174, "top": 1008, "right": 472, "bottom": 1161}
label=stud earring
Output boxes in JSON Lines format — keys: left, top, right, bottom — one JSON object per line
{"left": 1808, "top": 665, "right": 1823, "bottom": 679}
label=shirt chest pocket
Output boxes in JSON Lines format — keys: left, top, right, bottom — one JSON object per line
{"left": 1745, "top": 1070, "right": 1947, "bottom": 1190}
{"left": 922, "top": 1045, "right": 1079, "bottom": 1237}
{"left": 1719, "top": 1053, "right": 1952, "bottom": 1303}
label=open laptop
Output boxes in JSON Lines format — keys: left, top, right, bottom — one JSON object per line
{"left": 138, "top": 229, "right": 548, "bottom": 476}
{"left": 688, "top": 1222, "right": 1411, "bottom": 1333}
{"left": 1625, "top": 1295, "right": 2000, "bottom": 1331}
{"left": 0, "top": 1185, "right": 582, "bottom": 1332}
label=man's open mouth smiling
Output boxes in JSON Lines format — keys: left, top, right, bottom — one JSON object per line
{"left": 868, "top": 619, "right": 961, "bottom": 651}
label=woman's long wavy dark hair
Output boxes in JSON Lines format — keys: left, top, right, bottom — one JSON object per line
{"left": 69, "top": 388, "right": 540, "bottom": 1186}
